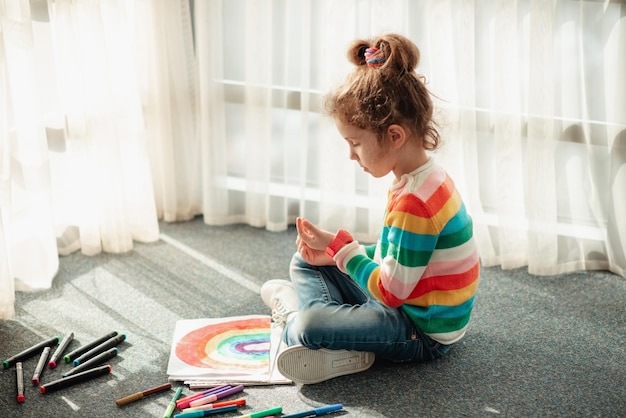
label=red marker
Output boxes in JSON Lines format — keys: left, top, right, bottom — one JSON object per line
{"left": 16, "top": 362, "right": 25, "bottom": 403}
{"left": 31, "top": 346, "right": 51, "bottom": 385}
{"left": 48, "top": 332, "right": 74, "bottom": 369}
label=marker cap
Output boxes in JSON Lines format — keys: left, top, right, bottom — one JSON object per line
{"left": 17, "top": 394, "right": 25, "bottom": 403}
{"left": 48, "top": 360, "right": 57, "bottom": 369}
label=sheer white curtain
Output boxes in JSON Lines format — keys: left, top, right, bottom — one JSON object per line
{"left": 196, "top": 0, "right": 625, "bottom": 277}
{"left": 1, "top": 0, "right": 624, "bottom": 319}
{"left": 0, "top": 0, "right": 177, "bottom": 318}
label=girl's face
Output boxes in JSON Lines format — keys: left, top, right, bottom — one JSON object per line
{"left": 334, "top": 118, "right": 394, "bottom": 179}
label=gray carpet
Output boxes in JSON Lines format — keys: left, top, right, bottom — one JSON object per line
{"left": 1, "top": 216, "right": 624, "bottom": 417}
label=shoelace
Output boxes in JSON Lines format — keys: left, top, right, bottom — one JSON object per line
{"left": 271, "top": 298, "right": 296, "bottom": 326}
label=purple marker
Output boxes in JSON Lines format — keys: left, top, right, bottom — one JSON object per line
{"left": 176, "top": 385, "right": 231, "bottom": 409}
{"left": 188, "top": 385, "right": 244, "bottom": 407}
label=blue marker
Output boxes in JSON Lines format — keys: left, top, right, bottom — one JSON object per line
{"left": 281, "top": 403, "right": 344, "bottom": 418}
{"left": 64, "top": 331, "right": 118, "bottom": 363}
{"left": 72, "top": 333, "right": 125, "bottom": 366}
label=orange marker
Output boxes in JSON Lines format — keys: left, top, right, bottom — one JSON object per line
{"left": 115, "top": 382, "right": 172, "bottom": 406}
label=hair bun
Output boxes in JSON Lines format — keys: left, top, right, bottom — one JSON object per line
{"left": 348, "top": 41, "right": 371, "bottom": 66}
{"left": 348, "top": 34, "right": 420, "bottom": 73}
{"left": 377, "top": 34, "right": 420, "bottom": 73}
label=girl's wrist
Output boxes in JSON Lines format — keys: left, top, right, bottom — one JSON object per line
{"left": 325, "top": 229, "right": 354, "bottom": 258}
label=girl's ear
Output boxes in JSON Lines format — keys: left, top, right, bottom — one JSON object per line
{"left": 386, "top": 124, "right": 407, "bottom": 150}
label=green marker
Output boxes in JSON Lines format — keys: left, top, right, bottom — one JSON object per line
{"left": 3, "top": 336, "right": 59, "bottom": 368}
{"left": 63, "top": 331, "right": 118, "bottom": 363}
{"left": 164, "top": 387, "right": 183, "bottom": 418}
{"left": 239, "top": 406, "right": 283, "bottom": 418}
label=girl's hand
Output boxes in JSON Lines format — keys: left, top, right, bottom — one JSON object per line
{"left": 295, "top": 217, "right": 336, "bottom": 266}
{"left": 296, "top": 217, "right": 335, "bottom": 251}
{"left": 296, "top": 237, "right": 336, "bottom": 266}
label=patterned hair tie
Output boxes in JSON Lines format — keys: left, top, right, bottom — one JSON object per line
{"left": 364, "top": 47, "right": 386, "bottom": 67}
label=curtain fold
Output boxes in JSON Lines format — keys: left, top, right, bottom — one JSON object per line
{"left": 1, "top": 0, "right": 624, "bottom": 319}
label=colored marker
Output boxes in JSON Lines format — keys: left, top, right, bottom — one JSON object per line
{"left": 115, "top": 382, "right": 172, "bottom": 406}
{"left": 239, "top": 406, "right": 283, "bottom": 418}
{"left": 40, "top": 364, "right": 112, "bottom": 394}
{"left": 31, "top": 346, "right": 51, "bottom": 385}
{"left": 63, "top": 347, "right": 118, "bottom": 377}
{"left": 63, "top": 331, "right": 118, "bottom": 363}
{"left": 188, "top": 384, "right": 244, "bottom": 407}
{"left": 182, "top": 397, "right": 246, "bottom": 413}
{"left": 48, "top": 332, "right": 74, "bottom": 369}
{"left": 281, "top": 403, "right": 344, "bottom": 418}
{"left": 16, "top": 362, "right": 25, "bottom": 403}
{"left": 182, "top": 385, "right": 234, "bottom": 408}
{"left": 176, "top": 385, "right": 231, "bottom": 409}
{"left": 72, "top": 333, "right": 126, "bottom": 366}
{"left": 3, "top": 336, "right": 59, "bottom": 368}
{"left": 172, "top": 404, "right": 238, "bottom": 418}
{"left": 163, "top": 387, "right": 184, "bottom": 418}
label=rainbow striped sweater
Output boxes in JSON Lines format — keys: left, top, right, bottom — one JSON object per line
{"left": 335, "top": 159, "right": 480, "bottom": 345}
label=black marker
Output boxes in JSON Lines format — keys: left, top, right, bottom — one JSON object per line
{"left": 63, "top": 331, "right": 118, "bottom": 363}
{"left": 63, "top": 347, "right": 118, "bottom": 377}
{"left": 40, "top": 364, "right": 112, "bottom": 394}
{"left": 72, "top": 334, "right": 126, "bottom": 366}
{"left": 16, "top": 362, "right": 25, "bottom": 403}
{"left": 31, "top": 346, "right": 51, "bottom": 385}
{"left": 2, "top": 336, "right": 59, "bottom": 368}
{"left": 48, "top": 332, "right": 74, "bottom": 369}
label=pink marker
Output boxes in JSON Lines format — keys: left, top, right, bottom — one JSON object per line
{"left": 176, "top": 385, "right": 231, "bottom": 409}
{"left": 188, "top": 385, "right": 244, "bottom": 408}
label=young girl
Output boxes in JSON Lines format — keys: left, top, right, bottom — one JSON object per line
{"left": 261, "top": 33, "right": 480, "bottom": 384}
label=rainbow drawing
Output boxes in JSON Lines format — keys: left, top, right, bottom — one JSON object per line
{"left": 169, "top": 315, "right": 272, "bottom": 376}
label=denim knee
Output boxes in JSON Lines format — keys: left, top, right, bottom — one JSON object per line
{"left": 288, "top": 307, "right": 325, "bottom": 348}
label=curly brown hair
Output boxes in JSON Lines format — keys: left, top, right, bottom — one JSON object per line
{"left": 324, "top": 33, "right": 440, "bottom": 151}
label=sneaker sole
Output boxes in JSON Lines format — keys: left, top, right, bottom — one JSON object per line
{"left": 277, "top": 345, "right": 375, "bottom": 384}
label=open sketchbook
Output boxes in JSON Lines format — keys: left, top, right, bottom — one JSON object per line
{"left": 166, "top": 315, "right": 291, "bottom": 385}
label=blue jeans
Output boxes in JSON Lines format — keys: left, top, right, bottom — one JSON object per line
{"left": 283, "top": 253, "right": 452, "bottom": 362}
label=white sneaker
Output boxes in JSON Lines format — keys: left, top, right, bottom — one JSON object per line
{"left": 277, "top": 344, "right": 375, "bottom": 384}
{"left": 260, "top": 279, "right": 299, "bottom": 326}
